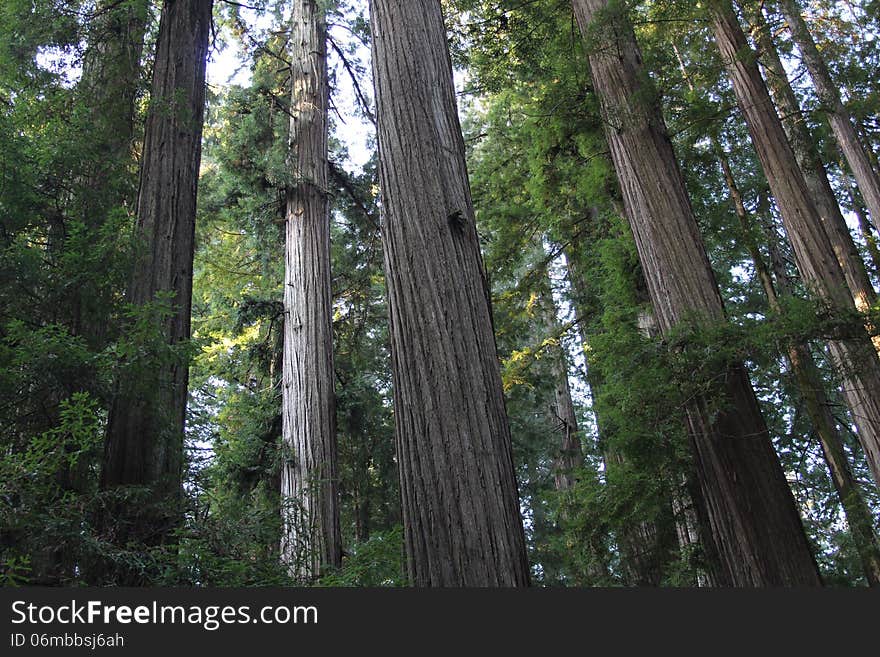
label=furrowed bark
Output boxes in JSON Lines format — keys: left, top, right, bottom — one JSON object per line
{"left": 100, "top": 0, "right": 213, "bottom": 569}
{"left": 709, "top": 0, "right": 880, "bottom": 491}
{"left": 370, "top": 0, "right": 529, "bottom": 586}
{"left": 573, "top": 0, "right": 821, "bottom": 586}
{"left": 279, "top": 0, "right": 342, "bottom": 582}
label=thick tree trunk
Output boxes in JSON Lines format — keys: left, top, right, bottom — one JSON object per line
{"left": 750, "top": 10, "right": 877, "bottom": 317}
{"left": 709, "top": 0, "right": 880, "bottom": 491}
{"left": 371, "top": 0, "right": 528, "bottom": 586}
{"left": 279, "top": 0, "right": 342, "bottom": 582}
{"left": 573, "top": 0, "right": 821, "bottom": 586}
{"left": 100, "top": 0, "right": 212, "bottom": 561}
{"left": 778, "top": 0, "right": 880, "bottom": 232}
{"left": 369, "top": 0, "right": 529, "bottom": 586}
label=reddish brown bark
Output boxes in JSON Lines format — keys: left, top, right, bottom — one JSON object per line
{"left": 573, "top": 0, "right": 821, "bottom": 586}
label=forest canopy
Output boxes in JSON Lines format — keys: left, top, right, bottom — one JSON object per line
{"left": 1, "top": 0, "right": 880, "bottom": 587}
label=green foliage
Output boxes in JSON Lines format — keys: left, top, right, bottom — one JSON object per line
{"left": 1, "top": 393, "right": 103, "bottom": 584}
{"left": 318, "top": 527, "right": 406, "bottom": 587}
{"left": 3, "top": 0, "right": 879, "bottom": 588}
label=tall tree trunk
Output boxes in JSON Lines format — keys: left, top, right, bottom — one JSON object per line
{"left": 572, "top": 0, "right": 821, "bottom": 586}
{"left": 72, "top": 0, "right": 148, "bottom": 347}
{"left": 548, "top": 345, "right": 584, "bottom": 492}
{"left": 534, "top": 252, "right": 612, "bottom": 584}
{"left": 533, "top": 266, "right": 586, "bottom": 492}
{"left": 32, "top": 0, "right": 151, "bottom": 586}
{"left": 369, "top": 0, "right": 529, "bottom": 587}
{"left": 749, "top": 9, "right": 878, "bottom": 317}
{"left": 100, "top": 0, "right": 212, "bottom": 571}
{"left": 565, "top": 232, "right": 724, "bottom": 586}
{"left": 279, "top": 0, "right": 342, "bottom": 582}
{"left": 719, "top": 141, "right": 880, "bottom": 587}
{"left": 777, "top": 0, "right": 880, "bottom": 232}
{"left": 709, "top": 0, "right": 880, "bottom": 491}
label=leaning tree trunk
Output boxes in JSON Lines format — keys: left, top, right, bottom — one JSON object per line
{"left": 709, "top": 0, "right": 880, "bottom": 491}
{"left": 370, "top": 0, "right": 529, "bottom": 586}
{"left": 572, "top": 0, "right": 821, "bottom": 586}
{"left": 777, "top": 0, "right": 880, "bottom": 232}
{"left": 750, "top": 9, "right": 878, "bottom": 319}
{"left": 100, "top": 0, "right": 212, "bottom": 568}
{"left": 279, "top": 0, "right": 342, "bottom": 582}
{"left": 677, "top": 43, "right": 880, "bottom": 583}
{"left": 719, "top": 141, "right": 880, "bottom": 586}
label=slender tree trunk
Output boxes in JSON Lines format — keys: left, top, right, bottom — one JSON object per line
{"left": 564, "top": 239, "right": 660, "bottom": 585}
{"left": 778, "top": 0, "right": 880, "bottom": 231}
{"left": 572, "top": 0, "right": 821, "bottom": 586}
{"left": 279, "top": 0, "right": 342, "bottom": 582}
{"left": 844, "top": 168, "right": 880, "bottom": 279}
{"left": 709, "top": 0, "right": 880, "bottom": 491}
{"left": 566, "top": 234, "right": 724, "bottom": 586}
{"left": 750, "top": 10, "right": 877, "bottom": 317}
{"left": 534, "top": 253, "right": 612, "bottom": 584}
{"left": 100, "top": 0, "right": 212, "bottom": 568}
{"left": 533, "top": 266, "right": 586, "bottom": 492}
{"left": 548, "top": 346, "right": 584, "bottom": 492}
{"left": 369, "top": 0, "right": 529, "bottom": 586}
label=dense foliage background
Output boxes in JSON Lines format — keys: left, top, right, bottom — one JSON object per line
{"left": 2, "top": 0, "right": 879, "bottom": 586}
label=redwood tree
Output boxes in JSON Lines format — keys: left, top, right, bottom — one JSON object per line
{"left": 100, "top": 0, "right": 213, "bottom": 559}
{"left": 370, "top": 0, "right": 530, "bottom": 586}
{"left": 280, "top": 0, "right": 342, "bottom": 581}
{"left": 572, "top": 0, "right": 821, "bottom": 586}
{"left": 708, "top": 0, "right": 880, "bottom": 490}
{"left": 749, "top": 7, "right": 877, "bottom": 318}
